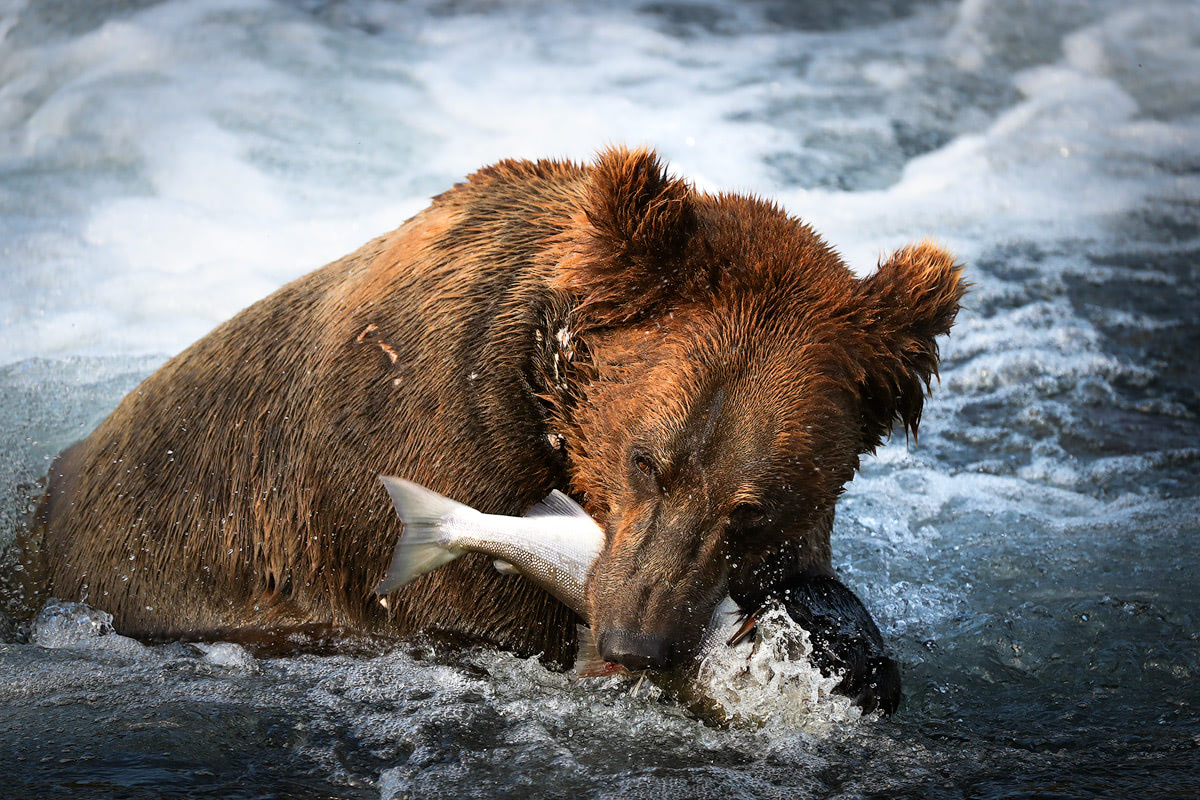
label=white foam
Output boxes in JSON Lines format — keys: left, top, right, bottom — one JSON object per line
{"left": 194, "top": 641, "right": 255, "bottom": 669}
{"left": 2, "top": 0, "right": 1196, "bottom": 367}
{"left": 792, "top": 6, "right": 1199, "bottom": 273}
{"left": 693, "top": 603, "right": 861, "bottom": 730}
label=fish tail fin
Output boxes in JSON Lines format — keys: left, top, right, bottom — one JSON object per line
{"left": 374, "top": 476, "right": 469, "bottom": 596}
{"left": 573, "top": 624, "right": 630, "bottom": 680}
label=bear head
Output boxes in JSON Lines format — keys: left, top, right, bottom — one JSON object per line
{"left": 548, "top": 147, "right": 965, "bottom": 671}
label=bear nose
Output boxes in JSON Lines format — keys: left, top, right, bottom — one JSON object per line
{"left": 597, "top": 628, "right": 671, "bottom": 670}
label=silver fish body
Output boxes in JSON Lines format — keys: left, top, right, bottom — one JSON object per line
{"left": 374, "top": 477, "right": 603, "bottom": 617}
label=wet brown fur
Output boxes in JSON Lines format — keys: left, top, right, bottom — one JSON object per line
{"left": 27, "top": 146, "right": 964, "bottom": 667}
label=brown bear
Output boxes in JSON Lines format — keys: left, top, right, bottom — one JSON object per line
{"left": 20, "top": 146, "right": 963, "bottom": 714}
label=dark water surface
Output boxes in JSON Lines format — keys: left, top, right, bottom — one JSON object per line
{"left": 2, "top": 0, "right": 1199, "bottom": 797}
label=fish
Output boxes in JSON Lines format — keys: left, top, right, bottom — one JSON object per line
{"left": 373, "top": 476, "right": 753, "bottom": 679}
{"left": 373, "top": 477, "right": 603, "bottom": 618}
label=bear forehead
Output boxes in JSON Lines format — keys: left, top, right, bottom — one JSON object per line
{"left": 620, "top": 346, "right": 860, "bottom": 505}
{"left": 689, "top": 193, "right": 857, "bottom": 300}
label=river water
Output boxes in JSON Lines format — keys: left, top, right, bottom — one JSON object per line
{"left": 2, "top": 0, "right": 1198, "bottom": 797}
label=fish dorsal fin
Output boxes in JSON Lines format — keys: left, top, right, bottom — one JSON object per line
{"left": 524, "top": 489, "right": 589, "bottom": 519}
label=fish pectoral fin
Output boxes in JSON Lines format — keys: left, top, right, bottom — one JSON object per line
{"left": 492, "top": 559, "right": 519, "bottom": 576}
{"left": 524, "top": 490, "right": 590, "bottom": 519}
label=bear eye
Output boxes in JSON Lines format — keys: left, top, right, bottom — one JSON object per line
{"left": 735, "top": 504, "right": 767, "bottom": 525}
{"left": 632, "top": 453, "right": 657, "bottom": 477}
{"left": 630, "top": 450, "right": 661, "bottom": 487}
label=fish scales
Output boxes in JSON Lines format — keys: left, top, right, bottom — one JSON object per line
{"left": 448, "top": 511, "right": 598, "bottom": 615}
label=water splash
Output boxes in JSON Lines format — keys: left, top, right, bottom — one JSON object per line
{"left": 693, "top": 603, "right": 862, "bottom": 730}
{"left": 31, "top": 598, "right": 115, "bottom": 648}
{"left": 30, "top": 597, "right": 149, "bottom": 657}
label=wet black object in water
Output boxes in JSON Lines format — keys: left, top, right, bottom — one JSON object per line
{"left": 776, "top": 574, "right": 902, "bottom": 716}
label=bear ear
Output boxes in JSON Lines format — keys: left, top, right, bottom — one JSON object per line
{"left": 554, "top": 146, "right": 698, "bottom": 327}
{"left": 854, "top": 240, "right": 966, "bottom": 447}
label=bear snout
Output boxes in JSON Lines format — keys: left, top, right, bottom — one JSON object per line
{"left": 596, "top": 627, "right": 671, "bottom": 671}
{"left": 586, "top": 501, "right": 730, "bottom": 671}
